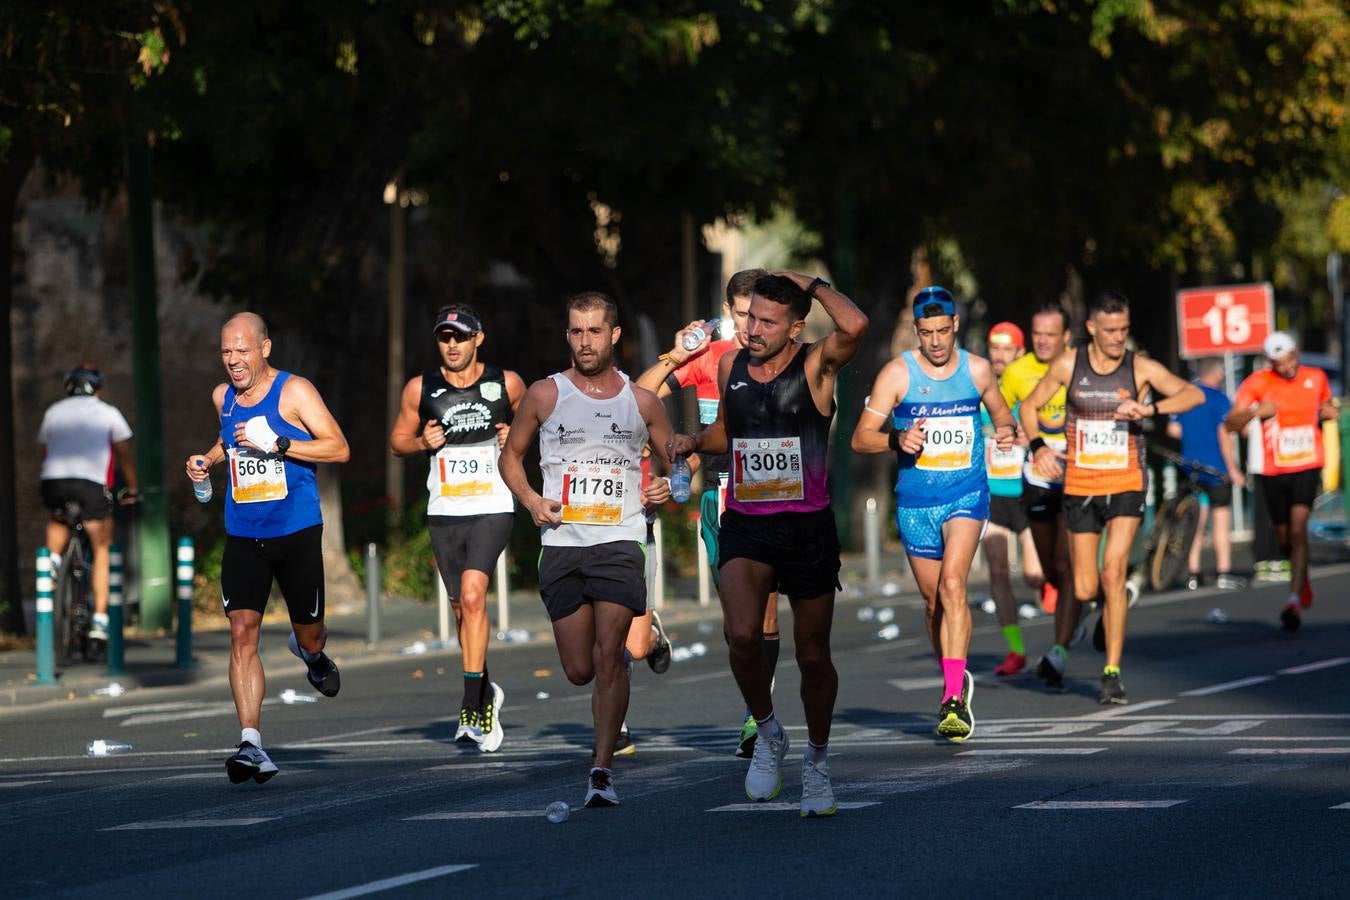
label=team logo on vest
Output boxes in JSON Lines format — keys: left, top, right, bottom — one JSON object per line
{"left": 480, "top": 381, "right": 502, "bottom": 402}
{"left": 603, "top": 421, "right": 634, "bottom": 444}
{"left": 442, "top": 401, "right": 493, "bottom": 433}
{"left": 555, "top": 423, "right": 585, "bottom": 445}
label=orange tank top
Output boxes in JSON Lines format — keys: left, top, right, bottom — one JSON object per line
{"left": 1064, "top": 347, "right": 1145, "bottom": 496}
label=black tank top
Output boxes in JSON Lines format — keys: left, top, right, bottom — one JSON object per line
{"left": 418, "top": 364, "right": 513, "bottom": 452}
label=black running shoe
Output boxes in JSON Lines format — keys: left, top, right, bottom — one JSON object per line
{"left": 1280, "top": 605, "right": 1301, "bottom": 633}
{"left": 1098, "top": 672, "right": 1128, "bottom": 705}
{"left": 936, "top": 697, "right": 973, "bottom": 742}
{"left": 1092, "top": 613, "right": 1106, "bottom": 653}
{"left": 647, "top": 610, "right": 672, "bottom": 675}
{"left": 1036, "top": 654, "right": 1065, "bottom": 691}
{"left": 306, "top": 653, "right": 341, "bottom": 697}
{"left": 226, "top": 741, "right": 278, "bottom": 784}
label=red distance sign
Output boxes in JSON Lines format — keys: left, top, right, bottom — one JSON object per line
{"left": 1176, "top": 282, "right": 1274, "bottom": 359}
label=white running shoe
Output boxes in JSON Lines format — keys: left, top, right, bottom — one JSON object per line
{"left": 800, "top": 757, "right": 838, "bottom": 818}
{"left": 478, "top": 683, "right": 505, "bottom": 753}
{"left": 584, "top": 767, "right": 619, "bottom": 808}
{"left": 89, "top": 612, "right": 109, "bottom": 641}
{"left": 745, "top": 721, "right": 790, "bottom": 801}
{"left": 226, "top": 741, "right": 278, "bottom": 784}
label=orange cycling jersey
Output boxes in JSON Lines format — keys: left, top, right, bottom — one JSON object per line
{"left": 1233, "top": 366, "right": 1331, "bottom": 475}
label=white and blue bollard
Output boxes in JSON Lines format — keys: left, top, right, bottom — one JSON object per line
{"left": 106, "top": 545, "right": 126, "bottom": 675}
{"left": 175, "top": 537, "right": 194, "bottom": 669}
{"left": 34, "top": 548, "right": 57, "bottom": 685}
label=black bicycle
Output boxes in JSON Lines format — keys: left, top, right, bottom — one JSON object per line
{"left": 1141, "top": 445, "right": 1230, "bottom": 592}
{"left": 51, "top": 498, "right": 99, "bottom": 663}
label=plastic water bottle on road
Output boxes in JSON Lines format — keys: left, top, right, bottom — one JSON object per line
{"left": 546, "top": 801, "right": 570, "bottom": 824}
{"left": 86, "top": 740, "right": 134, "bottom": 757}
{"left": 669, "top": 455, "right": 692, "bottom": 503}
{"left": 680, "top": 319, "right": 722, "bottom": 351}
{"left": 193, "top": 460, "right": 212, "bottom": 503}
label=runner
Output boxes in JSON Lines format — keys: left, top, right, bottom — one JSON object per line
{"left": 1019, "top": 292, "right": 1201, "bottom": 703}
{"left": 389, "top": 304, "right": 525, "bottom": 752}
{"left": 999, "top": 304, "right": 1078, "bottom": 686}
{"left": 499, "top": 291, "right": 676, "bottom": 808}
{"left": 185, "top": 312, "right": 351, "bottom": 783}
{"left": 853, "top": 287, "right": 1016, "bottom": 740}
{"left": 635, "top": 267, "right": 781, "bottom": 758}
{"left": 1166, "top": 357, "right": 1245, "bottom": 591}
{"left": 1224, "top": 332, "right": 1337, "bottom": 632}
{"left": 672, "top": 271, "right": 867, "bottom": 817}
{"left": 980, "top": 323, "right": 1045, "bottom": 676}
{"left": 38, "top": 364, "right": 140, "bottom": 643}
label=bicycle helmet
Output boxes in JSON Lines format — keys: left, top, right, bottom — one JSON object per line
{"left": 64, "top": 366, "right": 103, "bottom": 396}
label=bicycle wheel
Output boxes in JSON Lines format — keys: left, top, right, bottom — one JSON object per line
{"left": 1150, "top": 495, "right": 1200, "bottom": 592}
{"left": 53, "top": 548, "right": 81, "bottom": 664}
{"left": 69, "top": 533, "right": 97, "bottom": 661}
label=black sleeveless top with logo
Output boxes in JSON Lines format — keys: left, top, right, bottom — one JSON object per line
{"left": 419, "top": 364, "right": 515, "bottom": 519}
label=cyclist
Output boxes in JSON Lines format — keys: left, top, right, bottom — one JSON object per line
{"left": 1225, "top": 332, "right": 1336, "bottom": 631}
{"left": 38, "top": 364, "right": 139, "bottom": 642}
{"left": 981, "top": 323, "right": 1044, "bottom": 676}
{"left": 1166, "top": 357, "right": 1245, "bottom": 591}
{"left": 1020, "top": 292, "right": 1201, "bottom": 703}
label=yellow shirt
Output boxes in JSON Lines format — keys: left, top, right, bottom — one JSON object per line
{"left": 1000, "top": 352, "right": 1068, "bottom": 488}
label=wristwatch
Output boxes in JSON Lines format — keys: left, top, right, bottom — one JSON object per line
{"left": 805, "top": 277, "right": 830, "bottom": 298}
{"left": 275, "top": 436, "right": 291, "bottom": 457}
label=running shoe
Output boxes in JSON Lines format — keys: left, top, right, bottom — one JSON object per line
{"left": 647, "top": 610, "right": 672, "bottom": 674}
{"left": 800, "top": 757, "right": 837, "bottom": 818}
{"left": 745, "top": 722, "right": 789, "bottom": 801}
{"left": 1125, "top": 573, "right": 1142, "bottom": 607}
{"left": 1092, "top": 612, "right": 1106, "bottom": 653}
{"left": 1215, "top": 573, "right": 1246, "bottom": 591}
{"left": 735, "top": 712, "right": 757, "bottom": 759}
{"left": 1037, "top": 650, "right": 1065, "bottom": 691}
{"left": 993, "top": 651, "right": 1026, "bottom": 676}
{"left": 1039, "top": 582, "right": 1058, "bottom": 614}
{"left": 89, "top": 612, "right": 109, "bottom": 641}
{"left": 1280, "top": 604, "right": 1301, "bottom": 633}
{"left": 1098, "top": 672, "right": 1128, "bottom": 705}
{"left": 1299, "top": 581, "right": 1314, "bottom": 609}
{"left": 1185, "top": 573, "right": 1202, "bottom": 592}
{"left": 478, "top": 683, "right": 505, "bottom": 753}
{"left": 226, "top": 741, "right": 277, "bottom": 784}
{"left": 958, "top": 669, "right": 975, "bottom": 739}
{"left": 584, "top": 767, "right": 619, "bottom": 808}
{"left": 614, "top": 727, "right": 636, "bottom": 757}
{"left": 936, "top": 697, "right": 973, "bottom": 742}
{"left": 454, "top": 706, "right": 482, "bottom": 744}
{"left": 288, "top": 631, "right": 340, "bottom": 697}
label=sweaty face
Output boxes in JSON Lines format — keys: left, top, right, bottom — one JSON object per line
{"left": 566, "top": 308, "right": 618, "bottom": 377}
{"left": 1088, "top": 311, "right": 1130, "bottom": 360}
{"left": 1271, "top": 349, "right": 1300, "bottom": 380}
{"left": 220, "top": 325, "right": 270, "bottom": 392}
{"left": 726, "top": 294, "right": 752, "bottom": 349}
{"left": 744, "top": 296, "right": 800, "bottom": 362}
{"left": 987, "top": 341, "right": 1021, "bottom": 375}
{"left": 914, "top": 315, "right": 958, "bottom": 367}
{"left": 436, "top": 329, "right": 482, "bottom": 373}
{"left": 1030, "top": 311, "right": 1069, "bottom": 363}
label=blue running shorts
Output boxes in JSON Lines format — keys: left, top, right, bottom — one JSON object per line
{"left": 896, "top": 489, "right": 990, "bottom": 560}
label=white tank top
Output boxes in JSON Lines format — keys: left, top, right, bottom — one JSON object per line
{"left": 538, "top": 373, "right": 648, "bottom": 547}
{"left": 38, "top": 396, "right": 133, "bottom": 485}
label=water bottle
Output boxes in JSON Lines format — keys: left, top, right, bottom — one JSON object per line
{"left": 86, "top": 740, "right": 134, "bottom": 757}
{"left": 669, "top": 455, "right": 692, "bottom": 502}
{"left": 680, "top": 319, "right": 722, "bottom": 351}
{"left": 546, "top": 801, "right": 570, "bottom": 824}
{"left": 193, "top": 460, "right": 212, "bottom": 503}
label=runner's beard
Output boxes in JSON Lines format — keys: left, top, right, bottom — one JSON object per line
{"left": 441, "top": 344, "right": 476, "bottom": 373}
{"left": 574, "top": 345, "right": 612, "bottom": 377}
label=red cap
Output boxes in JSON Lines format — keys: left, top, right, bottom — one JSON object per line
{"left": 988, "top": 322, "right": 1025, "bottom": 349}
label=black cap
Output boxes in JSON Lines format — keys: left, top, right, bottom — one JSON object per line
{"left": 433, "top": 310, "right": 482, "bottom": 335}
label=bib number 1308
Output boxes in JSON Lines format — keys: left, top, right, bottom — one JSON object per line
{"left": 732, "top": 437, "right": 804, "bottom": 502}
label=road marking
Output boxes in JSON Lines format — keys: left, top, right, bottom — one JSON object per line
{"left": 1229, "top": 748, "right": 1350, "bottom": 755}
{"left": 1277, "top": 657, "right": 1350, "bottom": 676}
{"left": 406, "top": 810, "right": 545, "bottom": 820}
{"left": 1016, "top": 800, "right": 1187, "bottom": 810}
{"left": 119, "top": 701, "right": 278, "bottom": 727}
{"left": 709, "top": 801, "right": 879, "bottom": 812}
{"left": 887, "top": 677, "right": 945, "bottom": 692}
{"left": 956, "top": 748, "right": 1107, "bottom": 756}
{"left": 1100, "top": 720, "right": 1263, "bottom": 737}
{"left": 1179, "top": 676, "right": 1275, "bottom": 697}
{"left": 1082, "top": 700, "right": 1174, "bottom": 718}
{"left": 0, "top": 780, "right": 50, "bottom": 788}
{"left": 104, "top": 817, "right": 278, "bottom": 830}
{"left": 298, "top": 864, "right": 478, "bottom": 900}
{"left": 1331, "top": 802, "right": 1350, "bottom": 810}
{"left": 103, "top": 700, "right": 220, "bottom": 718}
{"left": 667, "top": 671, "right": 731, "bottom": 685}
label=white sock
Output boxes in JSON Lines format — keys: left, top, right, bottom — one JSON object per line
{"left": 804, "top": 741, "right": 828, "bottom": 766}
{"left": 241, "top": 727, "right": 262, "bottom": 748}
{"left": 755, "top": 712, "right": 781, "bottom": 740}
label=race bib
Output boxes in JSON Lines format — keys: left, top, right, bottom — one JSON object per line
{"left": 1075, "top": 419, "right": 1129, "bottom": 470}
{"left": 917, "top": 417, "right": 975, "bottom": 471}
{"left": 560, "top": 463, "right": 634, "bottom": 525}
{"left": 229, "top": 447, "right": 287, "bottom": 503}
{"left": 1275, "top": 424, "right": 1317, "bottom": 468}
{"left": 985, "top": 440, "right": 1026, "bottom": 480}
{"left": 436, "top": 445, "right": 504, "bottom": 498}
{"left": 732, "top": 436, "right": 804, "bottom": 502}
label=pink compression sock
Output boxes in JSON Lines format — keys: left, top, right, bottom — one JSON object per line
{"left": 941, "top": 658, "right": 967, "bottom": 702}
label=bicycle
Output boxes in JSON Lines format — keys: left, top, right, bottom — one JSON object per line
{"left": 51, "top": 498, "right": 99, "bottom": 663}
{"left": 1139, "top": 445, "right": 1229, "bottom": 592}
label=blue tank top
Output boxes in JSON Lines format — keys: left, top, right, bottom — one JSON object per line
{"left": 219, "top": 371, "right": 323, "bottom": 538}
{"left": 893, "top": 350, "right": 986, "bottom": 508}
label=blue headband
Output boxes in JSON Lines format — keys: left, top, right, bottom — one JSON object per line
{"left": 913, "top": 286, "right": 956, "bottom": 320}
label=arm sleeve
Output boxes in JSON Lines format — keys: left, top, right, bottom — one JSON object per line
{"left": 665, "top": 374, "right": 682, "bottom": 394}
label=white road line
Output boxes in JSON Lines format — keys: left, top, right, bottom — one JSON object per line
{"left": 666, "top": 671, "right": 731, "bottom": 685}
{"left": 557, "top": 686, "right": 648, "bottom": 704}
{"left": 1016, "top": 800, "right": 1188, "bottom": 810}
{"left": 1277, "top": 657, "right": 1350, "bottom": 676}
{"left": 709, "top": 801, "right": 879, "bottom": 812}
{"left": 103, "top": 700, "right": 219, "bottom": 718}
{"left": 0, "top": 780, "right": 50, "bottom": 788}
{"left": 119, "top": 701, "right": 278, "bottom": 727}
{"left": 421, "top": 762, "right": 543, "bottom": 772}
{"left": 406, "top": 810, "right": 544, "bottom": 820}
{"left": 1179, "top": 676, "right": 1275, "bottom": 697}
{"left": 887, "top": 677, "right": 945, "bottom": 692}
{"left": 1331, "top": 802, "right": 1350, "bottom": 810}
{"left": 1082, "top": 700, "right": 1174, "bottom": 719}
{"left": 1229, "top": 748, "right": 1350, "bottom": 755}
{"left": 956, "top": 748, "right": 1107, "bottom": 756}
{"left": 298, "top": 864, "right": 477, "bottom": 900}
{"left": 104, "top": 817, "right": 278, "bottom": 830}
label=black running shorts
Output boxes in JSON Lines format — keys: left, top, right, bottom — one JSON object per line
{"left": 1256, "top": 470, "right": 1321, "bottom": 526}
{"left": 1064, "top": 492, "right": 1146, "bottom": 534}
{"left": 1200, "top": 482, "right": 1233, "bottom": 509}
{"left": 988, "top": 494, "right": 1028, "bottom": 533}
{"left": 41, "top": 478, "right": 113, "bottom": 522}
{"left": 428, "top": 513, "right": 514, "bottom": 599}
{"left": 718, "top": 506, "right": 841, "bottom": 601}
{"left": 538, "top": 541, "right": 646, "bottom": 621}
{"left": 1021, "top": 482, "right": 1063, "bottom": 523}
{"left": 220, "top": 524, "right": 325, "bottom": 623}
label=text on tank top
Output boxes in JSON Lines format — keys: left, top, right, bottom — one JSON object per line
{"left": 419, "top": 365, "right": 514, "bottom": 516}
{"left": 892, "top": 350, "right": 986, "bottom": 507}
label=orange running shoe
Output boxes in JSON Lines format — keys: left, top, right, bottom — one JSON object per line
{"left": 1300, "top": 580, "right": 1313, "bottom": 609}
{"left": 1040, "top": 582, "right": 1058, "bottom": 615}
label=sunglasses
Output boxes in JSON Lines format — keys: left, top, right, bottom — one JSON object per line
{"left": 437, "top": 331, "right": 477, "bottom": 344}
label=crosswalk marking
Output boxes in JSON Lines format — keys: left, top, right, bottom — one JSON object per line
{"left": 1082, "top": 700, "right": 1174, "bottom": 718}
{"left": 887, "top": 677, "right": 945, "bottom": 692}
{"left": 1331, "top": 802, "right": 1350, "bottom": 810}
{"left": 104, "top": 817, "right": 278, "bottom": 830}
{"left": 1016, "top": 800, "right": 1187, "bottom": 810}
{"left": 1229, "top": 748, "right": 1350, "bottom": 755}
{"left": 1179, "top": 676, "right": 1275, "bottom": 697}
{"left": 407, "top": 810, "right": 546, "bottom": 820}
{"left": 299, "top": 864, "right": 477, "bottom": 900}
{"left": 709, "top": 801, "right": 879, "bottom": 812}
{"left": 956, "top": 748, "right": 1106, "bottom": 756}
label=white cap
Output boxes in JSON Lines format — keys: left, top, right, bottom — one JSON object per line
{"left": 1263, "top": 331, "right": 1296, "bottom": 359}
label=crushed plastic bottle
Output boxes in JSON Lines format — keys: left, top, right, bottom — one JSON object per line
{"left": 875, "top": 623, "right": 901, "bottom": 641}
{"left": 86, "top": 740, "right": 134, "bottom": 757}
{"left": 546, "top": 801, "right": 570, "bottom": 824}
{"left": 880, "top": 581, "right": 901, "bottom": 597}
{"left": 401, "top": 641, "right": 429, "bottom": 655}
{"left": 535, "top": 691, "right": 551, "bottom": 700}
{"left": 192, "top": 460, "right": 212, "bottom": 503}
{"left": 1017, "top": 603, "right": 1039, "bottom": 620}
{"left": 279, "top": 688, "right": 318, "bottom": 704}
{"left": 1206, "top": 608, "right": 1230, "bottom": 623}
{"left": 688, "top": 642, "right": 708, "bottom": 657}
{"left": 857, "top": 606, "right": 876, "bottom": 622}
{"left": 876, "top": 607, "right": 895, "bottom": 624}
{"left": 671, "top": 646, "right": 694, "bottom": 663}
{"left": 697, "top": 621, "right": 717, "bottom": 634}
{"left": 980, "top": 598, "right": 997, "bottom": 615}
{"left": 92, "top": 682, "right": 126, "bottom": 698}
{"left": 680, "top": 319, "right": 722, "bottom": 351}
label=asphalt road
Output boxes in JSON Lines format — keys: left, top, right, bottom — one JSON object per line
{"left": 3, "top": 566, "right": 1349, "bottom": 899}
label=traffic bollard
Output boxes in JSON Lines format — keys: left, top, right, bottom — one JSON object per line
{"left": 495, "top": 551, "right": 510, "bottom": 633}
{"left": 106, "top": 545, "right": 126, "bottom": 675}
{"left": 651, "top": 516, "right": 666, "bottom": 610}
{"left": 175, "top": 537, "right": 194, "bottom": 668}
{"left": 366, "top": 543, "right": 381, "bottom": 645}
{"left": 34, "top": 548, "right": 57, "bottom": 685}
{"left": 865, "top": 497, "right": 882, "bottom": 584}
